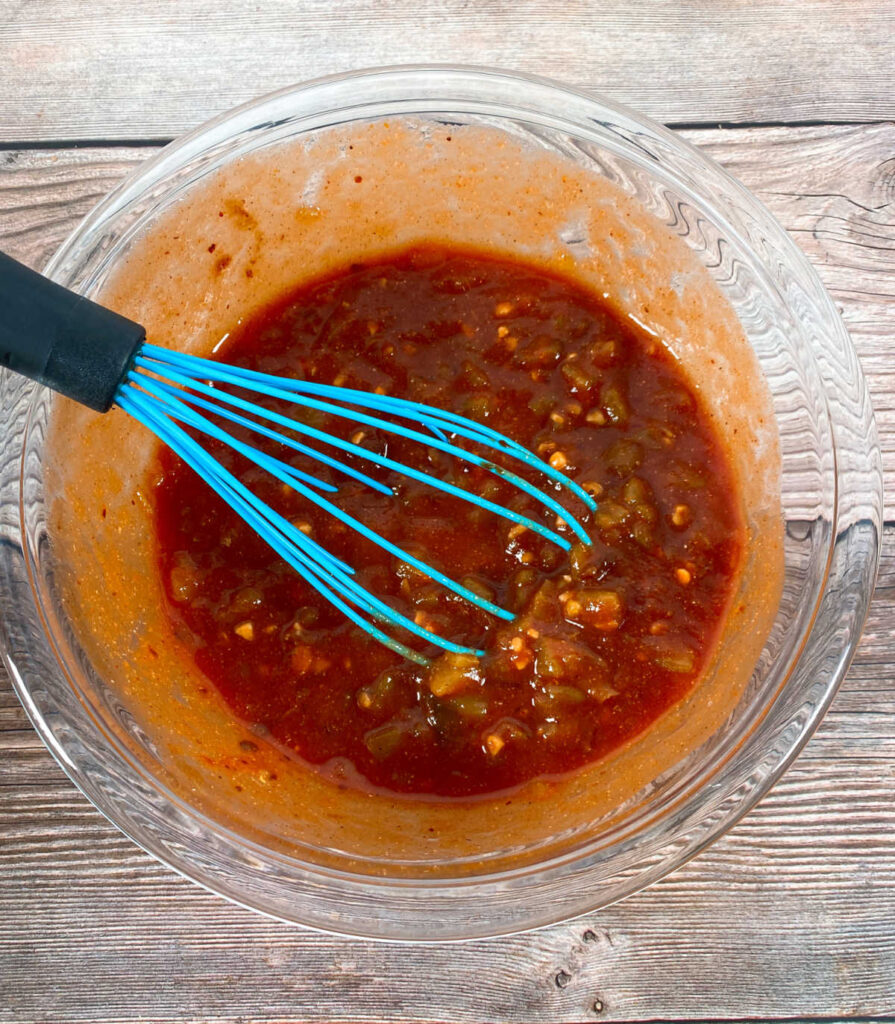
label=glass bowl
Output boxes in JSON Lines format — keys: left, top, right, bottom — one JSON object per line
{"left": 0, "top": 66, "right": 883, "bottom": 940}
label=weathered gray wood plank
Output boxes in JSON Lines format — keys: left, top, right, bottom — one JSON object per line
{"left": 1, "top": 124, "right": 894, "bottom": 1022}
{"left": 1, "top": 0, "right": 894, "bottom": 142}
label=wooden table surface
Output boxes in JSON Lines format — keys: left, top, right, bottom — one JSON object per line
{"left": 1, "top": 4, "right": 893, "bottom": 1023}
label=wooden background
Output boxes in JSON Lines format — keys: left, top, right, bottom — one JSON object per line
{"left": 1, "top": 3, "right": 893, "bottom": 1022}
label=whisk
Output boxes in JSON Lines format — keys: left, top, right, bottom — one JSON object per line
{"left": 0, "top": 251, "right": 595, "bottom": 664}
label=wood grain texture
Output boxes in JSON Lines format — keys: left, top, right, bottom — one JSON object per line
{"left": 1, "top": 125, "right": 894, "bottom": 1023}
{"left": 1, "top": 0, "right": 894, "bottom": 142}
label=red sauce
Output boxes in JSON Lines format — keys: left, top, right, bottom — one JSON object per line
{"left": 154, "top": 245, "right": 743, "bottom": 798}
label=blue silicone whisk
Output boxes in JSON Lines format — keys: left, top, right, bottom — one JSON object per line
{"left": 0, "top": 250, "right": 595, "bottom": 663}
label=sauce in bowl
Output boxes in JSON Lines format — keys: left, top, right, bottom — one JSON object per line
{"left": 155, "top": 244, "right": 743, "bottom": 798}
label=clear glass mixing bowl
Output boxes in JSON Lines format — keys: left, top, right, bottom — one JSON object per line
{"left": 0, "top": 67, "right": 883, "bottom": 940}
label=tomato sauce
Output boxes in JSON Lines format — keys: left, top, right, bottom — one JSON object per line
{"left": 153, "top": 245, "right": 743, "bottom": 798}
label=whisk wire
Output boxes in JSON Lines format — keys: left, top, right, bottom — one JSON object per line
{"left": 138, "top": 368, "right": 571, "bottom": 551}
{"left": 126, "top": 375, "right": 513, "bottom": 625}
{"left": 124, "top": 346, "right": 596, "bottom": 662}
{"left": 118, "top": 389, "right": 354, "bottom": 580}
{"left": 152, "top": 422, "right": 428, "bottom": 664}
{"left": 119, "top": 388, "right": 465, "bottom": 663}
{"left": 147, "top": 376, "right": 394, "bottom": 496}
{"left": 139, "top": 346, "right": 596, "bottom": 538}
{"left": 135, "top": 353, "right": 585, "bottom": 548}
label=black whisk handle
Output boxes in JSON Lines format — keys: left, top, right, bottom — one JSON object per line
{"left": 0, "top": 250, "right": 145, "bottom": 412}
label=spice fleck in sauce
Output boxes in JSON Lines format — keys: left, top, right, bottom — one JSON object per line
{"left": 154, "top": 245, "right": 743, "bottom": 798}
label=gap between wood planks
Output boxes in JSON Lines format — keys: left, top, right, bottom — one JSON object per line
{"left": 0, "top": 118, "right": 893, "bottom": 152}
